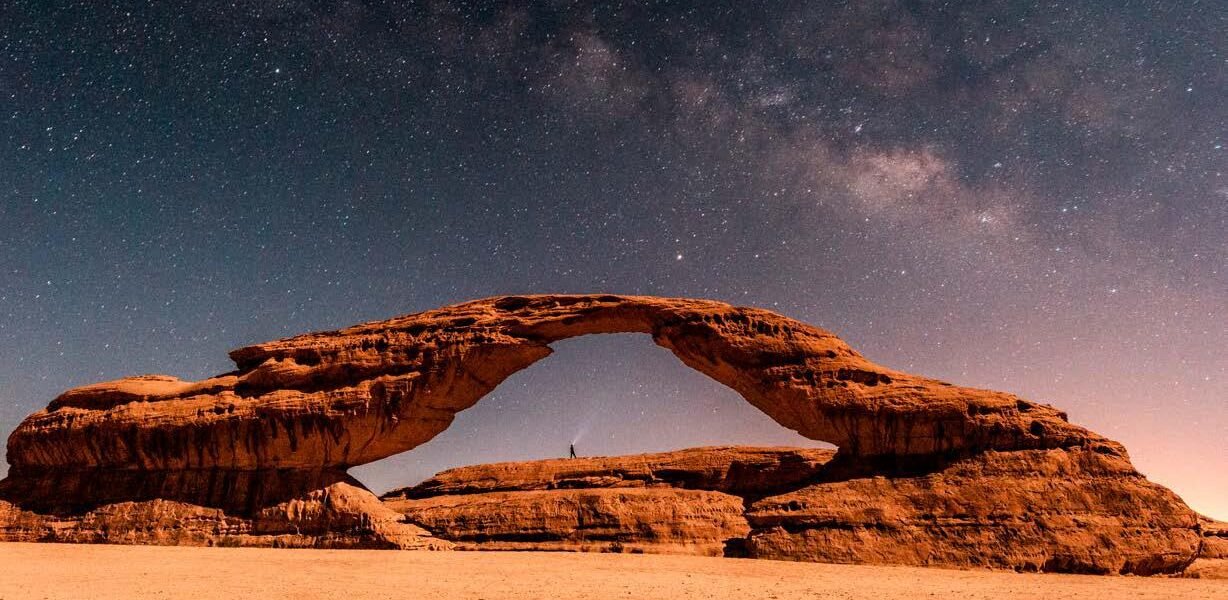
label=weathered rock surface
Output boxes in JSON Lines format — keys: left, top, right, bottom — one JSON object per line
{"left": 1193, "top": 515, "right": 1228, "bottom": 574}
{"left": 0, "top": 482, "right": 449, "bottom": 549}
{"left": 1186, "top": 519, "right": 1228, "bottom": 580}
{"left": 389, "top": 488, "right": 749, "bottom": 556}
{"left": 0, "top": 294, "right": 1202, "bottom": 571}
{"left": 381, "top": 445, "right": 1201, "bottom": 573}
{"left": 1198, "top": 518, "right": 1228, "bottom": 559}
{"left": 1183, "top": 517, "right": 1228, "bottom": 576}
{"left": 382, "top": 447, "right": 830, "bottom": 555}
{"left": 385, "top": 446, "right": 835, "bottom": 501}
{"left": 744, "top": 448, "right": 1200, "bottom": 574}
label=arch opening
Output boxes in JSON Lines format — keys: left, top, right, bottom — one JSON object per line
{"left": 348, "top": 333, "right": 832, "bottom": 496}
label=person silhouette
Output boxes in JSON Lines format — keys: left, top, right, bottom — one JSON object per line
{"left": 569, "top": 443, "right": 577, "bottom": 459}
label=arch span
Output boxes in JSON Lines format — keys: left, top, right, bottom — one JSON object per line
{"left": 7, "top": 294, "right": 1114, "bottom": 477}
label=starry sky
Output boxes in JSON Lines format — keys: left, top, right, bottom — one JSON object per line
{"left": 0, "top": 2, "right": 1225, "bottom": 518}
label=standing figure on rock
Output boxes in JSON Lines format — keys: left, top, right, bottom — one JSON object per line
{"left": 569, "top": 443, "right": 577, "bottom": 459}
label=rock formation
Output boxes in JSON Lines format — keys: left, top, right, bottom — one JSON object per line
{"left": 390, "top": 488, "right": 750, "bottom": 555}
{"left": 1185, "top": 517, "right": 1228, "bottom": 578}
{"left": 1200, "top": 518, "right": 1228, "bottom": 560}
{"left": 744, "top": 448, "right": 1199, "bottom": 573}
{"left": 0, "top": 294, "right": 1204, "bottom": 572}
{"left": 384, "top": 446, "right": 835, "bottom": 501}
{"left": 382, "top": 447, "right": 832, "bottom": 556}
{"left": 383, "top": 446, "right": 1206, "bottom": 574}
{"left": 0, "top": 479, "right": 448, "bottom": 549}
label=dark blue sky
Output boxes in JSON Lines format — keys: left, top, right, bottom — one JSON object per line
{"left": 1, "top": 1, "right": 1224, "bottom": 517}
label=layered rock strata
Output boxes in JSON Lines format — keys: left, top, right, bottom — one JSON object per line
{"left": 381, "top": 445, "right": 1202, "bottom": 574}
{"left": 1184, "top": 518, "right": 1228, "bottom": 578}
{"left": 0, "top": 481, "right": 448, "bottom": 549}
{"left": 389, "top": 488, "right": 750, "bottom": 556}
{"left": 385, "top": 446, "right": 836, "bottom": 501}
{"left": 744, "top": 448, "right": 1200, "bottom": 574}
{"left": 382, "top": 446, "right": 832, "bottom": 555}
{"left": 1201, "top": 518, "right": 1228, "bottom": 559}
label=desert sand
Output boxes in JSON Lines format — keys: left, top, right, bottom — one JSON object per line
{"left": 0, "top": 543, "right": 1224, "bottom": 600}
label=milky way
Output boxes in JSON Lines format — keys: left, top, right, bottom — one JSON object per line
{"left": 0, "top": 2, "right": 1224, "bottom": 517}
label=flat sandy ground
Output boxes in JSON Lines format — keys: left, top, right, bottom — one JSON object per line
{"left": 0, "top": 543, "right": 1224, "bottom": 600}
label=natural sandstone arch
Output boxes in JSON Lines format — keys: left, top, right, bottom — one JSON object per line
{"left": 6, "top": 294, "right": 1115, "bottom": 478}
{"left": 0, "top": 294, "right": 1203, "bottom": 571}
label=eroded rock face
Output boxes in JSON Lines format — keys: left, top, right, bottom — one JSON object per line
{"left": 0, "top": 482, "right": 449, "bottom": 550}
{"left": 385, "top": 446, "right": 835, "bottom": 501}
{"left": 381, "top": 446, "right": 831, "bottom": 556}
{"left": 1186, "top": 519, "right": 1228, "bottom": 579}
{"left": 744, "top": 448, "right": 1200, "bottom": 574}
{"left": 0, "top": 294, "right": 1201, "bottom": 569}
{"left": 389, "top": 488, "right": 750, "bottom": 556}
{"left": 380, "top": 445, "right": 1201, "bottom": 573}
{"left": 1199, "top": 518, "right": 1228, "bottom": 560}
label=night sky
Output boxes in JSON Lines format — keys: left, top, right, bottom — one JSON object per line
{"left": 1, "top": 2, "right": 1224, "bottom": 518}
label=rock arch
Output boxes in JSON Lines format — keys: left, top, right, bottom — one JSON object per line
{"left": 6, "top": 294, "right": 1111, "bottom": 475}
{"left": 0, "top": 294, "right": 1202, "bottom": 571}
